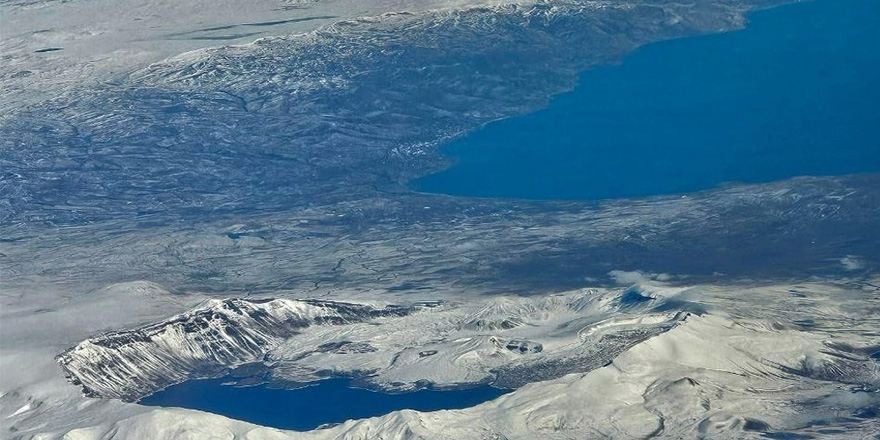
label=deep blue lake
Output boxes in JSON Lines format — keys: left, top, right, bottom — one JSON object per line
{"left": 139, "top": 378, "right": 509, "bottom": 431}
{"left": 413, "top": 0, "right": 880, "bottom": 200}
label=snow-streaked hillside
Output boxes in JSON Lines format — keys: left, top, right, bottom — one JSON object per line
{"left": 57, "top": 286, "right": 691, "bottom": 400}
{"left": 44, "top": 279, "right": 880, "bottom": 440}
{"left": 1, "top": 0, "right": 526, "bottom": 112}
{"left": 57, "top": 298, "right": 417, "bottom": 400}
{"left": 3, "top": 0, "right": 878, "bottom": 438}
{"left": 2, "top": 277, "right": 877, "bottom": 439}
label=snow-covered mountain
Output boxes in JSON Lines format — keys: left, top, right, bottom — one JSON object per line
{"left": 3, "top": 0, "right": 878, "bottom": 438}
{"left": 57, "top": 298, "right": 416, "bottom": 400}
{"left": 57, "top": 287, "right": 693, "bottom": 402}
{"left": 45, "top": 280, "right": 880, "bottom": 440}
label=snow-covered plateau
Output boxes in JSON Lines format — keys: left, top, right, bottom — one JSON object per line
{"left": 4, "top": 278, "right": 880, "bottom": 439}
{"left": 3, "top": 0, "right": 879, "bottom": 438}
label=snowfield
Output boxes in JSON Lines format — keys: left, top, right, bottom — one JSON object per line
{"left": 3, "top": 278, "right": 879, "bottom": 439}
{"left": 2, "top": 0, "right": 879, "bottom": 438}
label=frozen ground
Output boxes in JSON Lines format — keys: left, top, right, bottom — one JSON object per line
{"left": 3, "top": 175, "right": 879, "bottom": 438}
{"left": 2, "top": 0, "right": 879, "bottom": 438}
{"left": 4, "top": 277, "right": 879, "bottom": 439}
{"left": 1, "top": 0, "right": 523, "bottom": 112}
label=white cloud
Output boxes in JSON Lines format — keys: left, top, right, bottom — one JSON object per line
{"left": 840, "top": 255, "right": 865, "bottom": 271}
{"left": 608, "top": 270, "right": 673, "bottom": 285}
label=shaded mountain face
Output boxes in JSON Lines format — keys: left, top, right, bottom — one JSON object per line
{"left": 57, "top": 298, "right": 418, "bottom": 401}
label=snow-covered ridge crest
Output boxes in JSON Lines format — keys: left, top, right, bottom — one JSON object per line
{"left": 54, "top": 287, "right": 691, "bottom": 403}
{"left": 56, "top": 298, "right": 416, "bottom": 401}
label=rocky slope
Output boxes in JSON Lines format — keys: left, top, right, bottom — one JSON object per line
{"left": 56, "top": 298, "right": 415, "bottom": 401}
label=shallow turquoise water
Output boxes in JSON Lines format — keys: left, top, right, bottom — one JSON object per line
{"left": 413, "top": 0, "right": 880, "bottom": 200}
{"left": 139, "top": 377, "right": 508, "bottom": 431}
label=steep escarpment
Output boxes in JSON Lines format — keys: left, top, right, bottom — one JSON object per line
{"left": 56, "top": 298, "right": 414, "bottom": 401}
